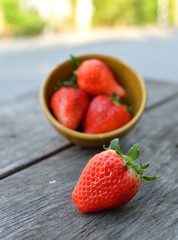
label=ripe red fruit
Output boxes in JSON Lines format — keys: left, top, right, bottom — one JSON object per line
{"left": 77, "top": 59, "right": 126, "bottom": 98}
{"left": 72, "top": 139, "right": 160, "bottom": 213}
{"left": 50, "top": 87, "right": 89, "bottom": 130}
{"left": 83, "top": 95, "right": 131, "bottom": 134}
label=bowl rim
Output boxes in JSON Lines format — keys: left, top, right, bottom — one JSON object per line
{"left": 40, "top": 54, "right": 147, "bottom": 140}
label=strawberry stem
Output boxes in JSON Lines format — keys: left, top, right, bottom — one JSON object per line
{"left": 104, "top": 138, "right": 160, "bottom": 182}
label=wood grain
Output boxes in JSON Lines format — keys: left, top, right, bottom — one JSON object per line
{"left": 0, "top": 96, "right": 177, "bottom": 240}
{"left": 0, "top": 92, "right": 70, "bottom": 178}
{"left": 0, "top": 80, "right": 178, "bottom": 178}
{"left": 145, "top": 79, "right": 178, "bottom": 108}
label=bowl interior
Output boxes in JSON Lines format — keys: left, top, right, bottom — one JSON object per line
{"left": 41, "top": 54, "right": 147, "bottom": 147}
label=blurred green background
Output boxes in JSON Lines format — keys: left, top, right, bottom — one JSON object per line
{"left": 0, "top": 0, "right": 177, "bottom": 37}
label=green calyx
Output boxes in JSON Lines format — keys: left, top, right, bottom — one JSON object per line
{"left": 108, "top": 93, "right": 135, "bottom": 115}
{"left": 54, "top": 74, "right": 78, "bottom": 91}
{"left": 70, "top": 54, "right": 81, "bottom": 68}
{"left": 53, "top": 55, "right": 80, "bottom": 92}
{"left": 104, "top": 138, "right": 160, "bottom": 182}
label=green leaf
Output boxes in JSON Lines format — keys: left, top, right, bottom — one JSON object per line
{"left": 116, "top": 149, "right": 122, "bottom": 157}
{"left": 127, "top": 106, "right": 135, "bottom": 115}
{"left": 103, "top": 145, "right": 109, "bottom": 151}
{"left": 128, "top": 143, "right": 139, "bottom": 160}
{"left": 53, "top": 81, "right": 63, "bottom": 91}
{"left": 132, "top": 164, "right": 143, "bottom": 175}
{"left": 122, "top": 154, "right": 130, "bottom": 159}
{"left": 70, "top": 55, "right": 81, "bottom": 68}
{"left": 110, "top": 95, "right": 126, "bottom": 107}
{"left": 141, "top": 162, "right": 150, "bottom": 169}
{"left": 109, "top": 95, "right": 134, "bottom": 115}
{"left": 142, "top": 176, "right": 160, "bottom": 181}
{"left": 54, "top": 86, "right": 59, "bottom": 91}
{"left": 119, "top": 153, "right": 130, "bottom": 161}
{"left": 63, "top": 74, "right": 78, "bottom": 87}
{"left": 109, "top": 138, "right": 121, "bottom": 151}
{"left": 124, "top": 160, "right": 133, "bottom": 167}
{"left": 138, "top": 160, "right": 142, "bottom": 168}
{"left": 54, "top": 74, "right": 78, "bottom": 91}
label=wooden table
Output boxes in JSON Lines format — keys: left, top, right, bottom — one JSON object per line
{"left": 0, "top": 80, "right": 178, "bottom": 240}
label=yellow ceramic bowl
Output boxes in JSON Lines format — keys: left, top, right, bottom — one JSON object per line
{"left": 40, "top": 54, "right": 147, "bottom": 147}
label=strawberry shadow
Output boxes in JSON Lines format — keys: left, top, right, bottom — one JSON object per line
{"left": 82, "top": 204, "right": 132, "bottom": 216}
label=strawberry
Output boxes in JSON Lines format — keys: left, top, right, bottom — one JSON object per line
{"left": 72, "top": 138, "right": 160, "bottom": 213}
{"left": 50, "top": 87, "right": 89, "bottom": 130}
{"left": 83, "top": 95, "right": 132, "bottom": 134}
{"left": 77, "top": 59, "right": 126, "bottom": 98}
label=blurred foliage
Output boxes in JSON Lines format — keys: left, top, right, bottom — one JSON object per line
{"left": 93, "top": 0, "right": 158, "bottom": 26}
{"left": 0, "top": 0, "right": 176, "bottom": 37}
{"left": 169, "top": 0, "right": 175, "bottom": 24}
{"left": 70, "top": 0, "right": 78, "bottom": 8}
{"left": 68, "top": 0, "right": 78, "bottom": 28}
{"left": 0, "top": 0, "right": 45, "bottom": 36}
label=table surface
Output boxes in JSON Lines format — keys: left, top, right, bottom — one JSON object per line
{"left": 0, "top": 79, "right": 178, "bottom": 240}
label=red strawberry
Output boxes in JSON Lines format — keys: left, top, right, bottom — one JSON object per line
{"left": 72, "top": 138, "right": 160, "bottom": 213}
{"left": 77, "top": 59, "right": 126, "bottom": 98}
{"left": 83, "top": 95, "right": 131, "bottom": 134}
{"left": 50, "top": 87, "right": 89, "bottom": 130}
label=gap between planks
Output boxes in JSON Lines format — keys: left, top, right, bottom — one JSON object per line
{"left": 0, "top": 143, "right": 73, "bottom": 180}
{"left": 145, "top": 91, "right": 178, "bottom": 112}
{"left": 1, "top": 92, "right": 177, "bottom": 181}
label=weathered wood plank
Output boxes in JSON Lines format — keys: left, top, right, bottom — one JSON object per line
{"left": 0, "top": 92, "right": 70, "bottom": 178}
{"left": 0, "top": 97, "right": 177, "bottom": 240}
{"left": 0, "top": 80, "right": 177, "bottom": 178}
{"left": 145, "top": 79, "right": 178, "bottom": 108}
